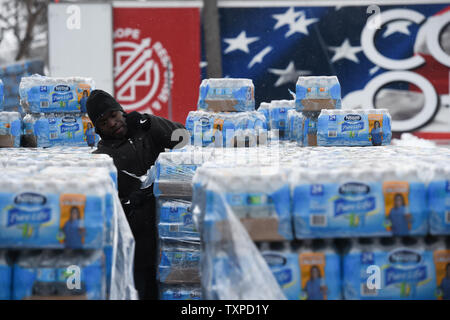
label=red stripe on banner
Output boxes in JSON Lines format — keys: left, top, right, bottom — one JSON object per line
{"left": 414, "top": 132, "right": 450, "bottom": 139}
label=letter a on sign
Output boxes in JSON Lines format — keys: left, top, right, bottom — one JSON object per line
{"left": 66, "top": 5, "right": 81, "bottom": 30}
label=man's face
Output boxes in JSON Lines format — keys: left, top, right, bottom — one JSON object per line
{"left": 96, "top": 110, "right": 128, "bottom": 139}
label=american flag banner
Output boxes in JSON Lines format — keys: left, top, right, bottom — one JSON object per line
{"left": 208, "top": 1, "right": 450, "bottom": 136}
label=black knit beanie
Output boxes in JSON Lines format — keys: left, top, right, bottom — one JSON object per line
{"left": 86, "top": 90, "right": 124, "bottom": 127}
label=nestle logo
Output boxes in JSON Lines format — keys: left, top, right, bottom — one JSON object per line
{"left": 62, "top": 116, "right": 76, "bottom": 123}
{"left": 199, "top": 117, "right": 210, "bottom": 126}
{"left": 339, "top": 182, "right": 370, "bottom": 195}
{"left": 344, "top": 114, "right": 362, "bottom": 121}
{"left": 262, "top": 253, "right": 287, "bottom": 267}
{"left": 389, "top": 249, "right": 421, "bottom": 264}
{"left": 14, "top": 192, "right": 46, "bottom": 205}
{"left": 54, "top": 85, "right": 70, "bottom": 92}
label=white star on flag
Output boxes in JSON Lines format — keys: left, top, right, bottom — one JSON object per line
{"left": 248, "top": 46, "right": 273, "bottom": 69}
{"left": 223, "top": 31, "right": 259, "bottom": 54}
{"left": 382, "top": 20, "right": 412, "bottom": 38}
{"left": 268, "top": 61, "right": 311, "bottom": 87}
{"left": 328, "top": 39, "right": 362, "bottom": 63}
{"left": 272, "top": 7, "right": 304, "bottom": 30}
{"left": 285, "top": 14, "right": 318, "bottom": 38}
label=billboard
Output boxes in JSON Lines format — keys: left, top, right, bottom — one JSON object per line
{"left": 113, "top": 3, "right": 201, "bottom": 123}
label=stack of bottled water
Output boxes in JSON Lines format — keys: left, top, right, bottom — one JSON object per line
{"left": 150, "top": 148, "right": 205, "bottom": 300}
{"left": 0, "top": 148, "right": 137, "bottom": 300}
{"left": 267, "top": 100, "right": 295, "bottom": 141}
{"left": 295, "top": 76, "right": 342, "bottom": 146}
{"left": 170, "top": 141, "right": 450, "bottom": 300}
{"left": 18, "top": 75, "right": 99, "bottom": 148}
{"left": 0, "top": 59, "right": 44, "bottom": 113}
{"left": 186, "top": 78, "right": 268, "bottom": 148}
{"left": 317, "top": 109, "right": 392, "bottom": 146}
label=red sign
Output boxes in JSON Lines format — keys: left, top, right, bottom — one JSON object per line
{"left": 113, "top": 7, "right": 200, "bottom": 124}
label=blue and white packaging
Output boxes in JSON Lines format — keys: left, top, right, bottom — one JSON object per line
{"left": 295, "top": 76, "right": 342, "bottom": 112}
{"left": 317, "top": 109, "right": 392, "bottom": 146}
{"left": 343, "top": 238, "right": 442, "bottom": 300}
{"left": 198, "top": 78, "right": 255, "bottom": 112}
{"left": 12, "top": 250, "right": 106, "bottom": 300}
{"left": 0, "top": 251, "right": 11, "bottom": 300}
{"left": 158, "top": 200, "right": 198, "bottom": 241}
{"left": 0, "top": 170, "right": 106, "bottom": 249}
{"left": 33, "top": 113, "right": 99, "bottom": 147}
{"left": 257, "top": 102, "right": 271, "bottom": 129}
{"left": 302, "top": 115, "right": 319, "bottom": 147}
{"left": 185, "top": 110, "right": 266, "bottom": 147}
{"left": 19, "top": 75, "right": 95, "bottom": 113}
{"left": 269, "top": 100, "right": 294, "bottom": 141}
{"left": 260, "top": 240, "right": 341, "bottom": 300}
{"left": 260, "top": 242, "right": 301, "bottom": 300}
{"left": 0, "top": 112, "right": 22, "bottom": 147}
{"left": 287, "top": 109, "right": 303, "bottom": 144}
{"left": 160, "top": 284, "right": 202, "bottom": 300}
{"left": 158, "top": 240, "right": 201, "bottom": 284}
{"left": 194, "top": 165, "right": 293, "bottom": 241}
{"left": 428, "top": 167, "right": 450, "bottom": 235}
{"left": 291, "top": 165, "right": 428, "bottom": 239}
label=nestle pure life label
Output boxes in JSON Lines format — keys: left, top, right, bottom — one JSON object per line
{"left": 343, "top": 247, "right": 439, "bottom": 300}
{"left": 292, "top": 179, "right": 427, "bottom": 238}
{"left": 0, "top": 190, "right": 103, "bottom": 249}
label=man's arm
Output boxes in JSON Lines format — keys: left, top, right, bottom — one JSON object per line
{"left": 148, "top": 114, "right": 188, "bottom": 150}
{"left": 126, "top": 111, "right": 188, "bottom": 150}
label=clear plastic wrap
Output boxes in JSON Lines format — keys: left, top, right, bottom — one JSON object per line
{"left": 152, "top": 148, "right": 215, "bottom": 198}
{"left": 24, "top": 113, "right": 99, "bottom": 148}
{"left": 295, "top": 76, "right": 341, "bottom": 112}
{"left": 19, "top": 74, "right": 95, "bottom": 114}
{"left": 290, "top": 164, "right": 429, "bottom": 239}
{"left": 257, "top": 102, "right": 271, "bottom": 129}
{"left": 157, "top": 199, "right": 199, "bottom": 241}
{"left": 287, "top": 109, "right": 304, "bottom": 145}
{"left": 194, "top": 165, "right": 293, "bottom": 241}
{"left": 12, "top": 249, "right": 106, "bottom": 300}
{"left": 198, "top": 78, "right": 255, "bottom": 112}
{"left": 0, "top": 149, "right": 137, "bottom": 300}
{"left": 158, "top": 239, "right": 201, "bottom": 284}
{"left": 185, "top": 110, "right": 267, "bottom": 148}
{"left": 192, "top": 187, "right": 286, "bottom": 300}
{"left": 343, "top": 237, "right": 448, "bottom": 300}
{"left": 268, "top": 100, "right": 295, "bottom": 141}
{"left": 259, "top": 240, "right": 342, "bottom": 300}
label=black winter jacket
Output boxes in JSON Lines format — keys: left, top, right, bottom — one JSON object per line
{"left": 93, "top": 113, "right": 186, "bottom": 268}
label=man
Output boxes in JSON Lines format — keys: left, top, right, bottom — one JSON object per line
{"left": 86, "top": 89, "right": 187, "bottom": 300}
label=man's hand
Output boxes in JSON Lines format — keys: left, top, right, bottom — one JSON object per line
{"left": 125, "top": 111, "right": 151, "bottom": 137}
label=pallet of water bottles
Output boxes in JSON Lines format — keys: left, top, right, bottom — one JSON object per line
{"left": 0, "top": 60, "right": 44, "bottom": 113}
{"left": 0, "top": 75, "right": 99, "bottom": 148}
{"left": 153, "top": 143, "right": 450, "bottom": 243}
{"left": 156, "top": 196, "right": 202, "bottom": 300}
{"left": 255, "top": 236, "right": 450, "bottom": 300}
{"left": 0, "top": 147, "right": 137, "bottom": 300}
